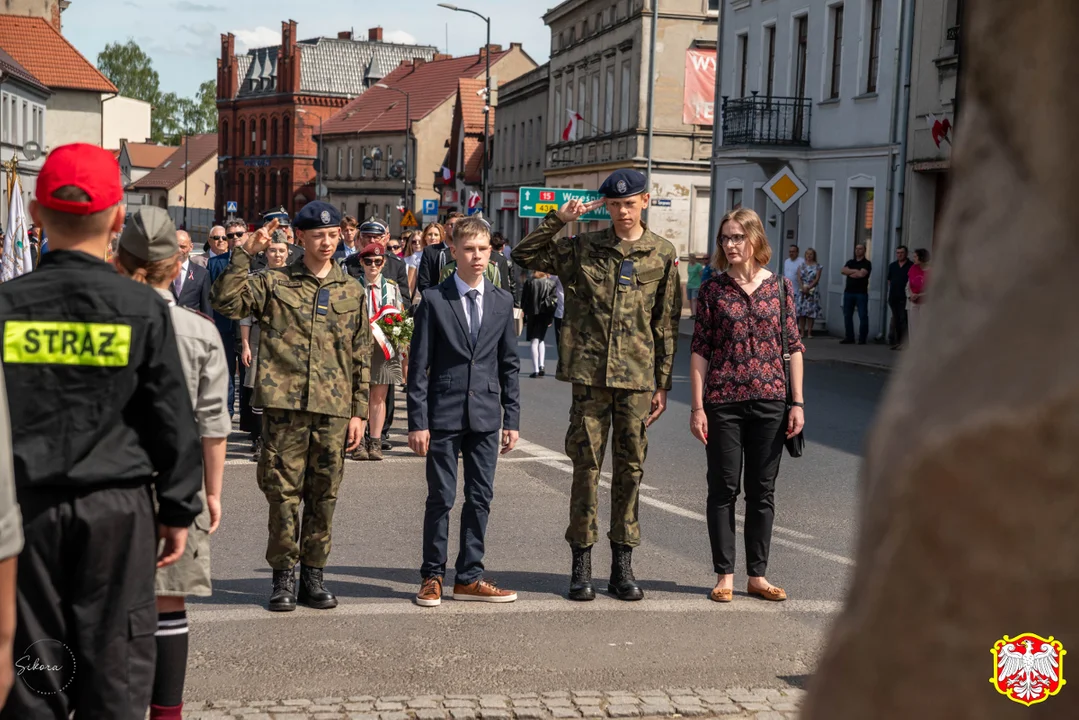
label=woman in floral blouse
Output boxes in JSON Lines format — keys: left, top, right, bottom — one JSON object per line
{"left": 689, "top": 207, "right": 805, "bottom": 604}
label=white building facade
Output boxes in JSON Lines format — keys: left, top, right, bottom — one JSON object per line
{"left": 712, "top": 0, "right": 908, "bottom": 338}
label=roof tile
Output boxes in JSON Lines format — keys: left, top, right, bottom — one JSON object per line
{"left": 124, "top": 142, "right": 177, "bottom": 170}
{"left": 0, "top": 16, "right": 117, "bottom": 93}
{"left": 130, "top": 135, "right": 218, "bottom": 191}
{"left": 0, "top": 46, "right": 50, "bottom": 95}
{"left": 321, "top": 50, "right": 511, "bottom": 136}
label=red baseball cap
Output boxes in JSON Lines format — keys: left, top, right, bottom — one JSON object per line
{"left": 36, "top": 143, "right": 122, "bottom": 215}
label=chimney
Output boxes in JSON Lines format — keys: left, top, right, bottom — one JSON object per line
{"left": 413, "top": 57, "right": 427, "bottom": 69}
{"left": 369, "top": 27, "right": 383, "bottom": 42}
{"left": 433, "top": 52, "right": 453, "bottom": 61}
{"left": 478, "top": 44, "right": 502, "bottom": 63}
{"left": 510, "top": 42, "right": 522, "bottom": 51}
{"left": 338, "top": 30, "right": 353, "bottom": 40}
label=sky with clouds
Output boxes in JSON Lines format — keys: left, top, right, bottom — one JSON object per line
{"left": 63, "top": 0, "right": 552, "bottom": 99}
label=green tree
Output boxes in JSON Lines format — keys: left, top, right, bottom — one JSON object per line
{"left": 97, "top": 40, "right": 218, "bottom": 145}
{"left": 97, "top": 40, "right": 160, "bottom": 103}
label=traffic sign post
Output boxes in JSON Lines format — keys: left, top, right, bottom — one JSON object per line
{"left": 421, "top": 199, "right": 439, "bottom": 216}
{"left": 401, "top": 209, "right": 419, "bottom": 228}
{"left": 517, "top": 187, "right": 611, "bottom": 222}
{"left": 762, "top": 167, "right": 807, "bottom": 212}
{"left": 226, "top": 200, "right": 238, "bottom": 215}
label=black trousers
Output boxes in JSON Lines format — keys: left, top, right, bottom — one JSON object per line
{"left": 2, "top": 484, "right": 158, "bottom": 720}
{"left": 420, "top": 429, "right": 499, "bottom": 583}
{"left": 888, "top": 296, "right": 908, "bottom": 346}
{"left": 704, "top": 400, "right": 787, "bottom": 577}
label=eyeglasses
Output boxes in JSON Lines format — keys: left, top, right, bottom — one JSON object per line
{"left": 387, "top": 244, "right": 401, "bottom": 251}
{"left": 719, "top": 234, "right": 747, "bottom": 246}
{"left": 226, "top": 232, "right": 244, "bottom": 240}
{"left": 209, "top": 235, "right": 226, "bottom": 241}
{"left": 362, "top": 258, "right": 384, "bottom": 267}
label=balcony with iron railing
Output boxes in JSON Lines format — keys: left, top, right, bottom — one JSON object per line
{"left": 721, "top": 93, "right": 812, "bottom": 147}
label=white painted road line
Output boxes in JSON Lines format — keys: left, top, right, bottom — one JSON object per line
{"left": 512, "top": 440, "right": 852, "bottom": 567}
{"left": 189, "top": 596, "right": 842, "bottom": 622}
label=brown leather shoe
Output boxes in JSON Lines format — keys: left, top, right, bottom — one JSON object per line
{"left": 747, "top": 584, "right": 787, "bottom": 601}
{"left": 709, "top": 587, "right": 733, "bottom": 603}
{"left": 367, "top": 438, "right": 383, "bottom": 461}
{"left": 416, "top": 576, "right": 442, "bottom": 607}
{"left": 453, "top": 578, "right": 517, "bottom": 603}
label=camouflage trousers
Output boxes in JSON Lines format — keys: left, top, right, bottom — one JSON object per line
{"left": 257, "top": 408, "right": 348, "bottom": 570}
{"left": 565, "top": 383, "right": 652, "bottom": 549}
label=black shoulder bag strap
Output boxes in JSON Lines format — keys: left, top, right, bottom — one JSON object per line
{"left": 778, "top": 276, "right": 804, "bottom": 458}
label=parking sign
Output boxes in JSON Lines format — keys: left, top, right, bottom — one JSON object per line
{"left": 422, "top": 199, "right": 438, "bottom": 216}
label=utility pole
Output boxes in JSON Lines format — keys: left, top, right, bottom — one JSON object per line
{"left": 438, "top": 3, "right": 492, "bottom": 216}
{"left": 644, "top": 0, "right": 659, "bottom": 222}
{"left": 183, "top": 134, "right": 189, "bottom": 229}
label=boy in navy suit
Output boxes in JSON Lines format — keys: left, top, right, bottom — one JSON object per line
{"left": 407, "top": 216, "right": 521, "bottom": 606}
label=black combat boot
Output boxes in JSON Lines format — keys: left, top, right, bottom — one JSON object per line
{"left": 297, "top": 565, "right": 338, "bottom": 609}
{"left": 268, "top": 568, "right": 296, "bottom": 612}
{"left": 608, "top": 542, "right": 644, "bottom": 601}
{"left": 568, "top": 545, "right": 595, "bottom": 601}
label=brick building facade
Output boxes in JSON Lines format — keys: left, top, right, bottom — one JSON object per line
{"left": 215, "top": 21, "right": 436, "bottom": 223}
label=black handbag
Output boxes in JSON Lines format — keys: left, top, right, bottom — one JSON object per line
{"left": 777, "top": 277, "right": 805, "bottom": 458}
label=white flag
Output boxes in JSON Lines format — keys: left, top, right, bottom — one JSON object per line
{"left": 2, "top": 175, "right": 31, "bottom": 281}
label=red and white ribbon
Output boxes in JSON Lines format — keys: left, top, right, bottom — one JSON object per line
{"left": 370, "top": 304, "right": 402, "bottom": 361}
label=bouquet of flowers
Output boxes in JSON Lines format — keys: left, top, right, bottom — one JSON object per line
{"left": 371, "top": 305, "right": 414, "bottom": 360}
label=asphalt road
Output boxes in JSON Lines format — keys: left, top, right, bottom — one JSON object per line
{"left": 185, "top": 336, "right": 887, "bottom": 702}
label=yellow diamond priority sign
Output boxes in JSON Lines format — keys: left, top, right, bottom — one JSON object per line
{"left": 763, "top": 166, "right": 808, "bottom": 212}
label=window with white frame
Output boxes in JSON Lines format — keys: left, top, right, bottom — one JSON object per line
{"left": 736, "top": 33, "right": 749, "bottom": 97}
{"left": 828, "top": 4, "right": 844, "bottom": 99}
{"left": 794, "top": 15, "right": 808, "bottom": 99}
{"left": 620, "top": 59, "right": 632, "bottom": 129}
{"left": 590, "top": 73, "right": 600, "bottom": 136}
{"left": 866, "top": 0, "right": 883, "bottom": 93}
{"left": 604, "top": 65, "right": 615, "bottom": 132}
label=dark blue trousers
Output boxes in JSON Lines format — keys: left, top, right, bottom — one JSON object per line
{"left": 842, "top": 292, "right": 870, "bottom": 343}
{"left": 421, "top": 429, "right": 500, "bottom": 584}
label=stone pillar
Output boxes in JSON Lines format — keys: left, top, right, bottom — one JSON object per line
{"left": 801, "top": 2, "right": 1079, "bottom": 717}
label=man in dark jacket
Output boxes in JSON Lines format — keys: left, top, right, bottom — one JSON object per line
{"left": 0, "top": 143, "right": 202, "bottom": 719}
{"left": 416, "top": 211, "right": 463, "bottom": 295}
{"left": 343, "top": 218, "right": 411, "bottom": 450}
{"left": 490, "top": 232, "right": 520, "bottom": 307}
{"left": 207, "top": 218, "right": 248, "bottom": 418}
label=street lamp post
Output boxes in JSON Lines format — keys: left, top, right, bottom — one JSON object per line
{"left": 375, "top": 83, "right": 413, "bottom": 214}
{"left": 438, "top": 3, "right": 491, "bottom": 217}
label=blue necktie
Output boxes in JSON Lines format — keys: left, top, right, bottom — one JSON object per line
{"left": 466, "top": 289, "right": 480, "bottom": 346}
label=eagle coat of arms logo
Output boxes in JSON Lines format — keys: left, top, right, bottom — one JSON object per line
{"left": 990, "top": 633, "right": 1066, "bottom": 706}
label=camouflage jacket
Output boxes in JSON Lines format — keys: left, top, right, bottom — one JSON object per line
{"left": 512, "top": 211, "right": 682, "bottom": 391}
{"left": 210, "top": 248, "right": 371, "bottom": 418}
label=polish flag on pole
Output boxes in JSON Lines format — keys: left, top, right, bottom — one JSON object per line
{"left": 467, "top": 190, "right": 481, "bottom": 211}
{"left": 441, "top": 165, "right": 453, "bottom": 182}
{"left": 562, "top": 109, "right": 583, "bottom": 141}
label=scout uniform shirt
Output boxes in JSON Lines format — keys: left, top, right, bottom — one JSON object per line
{"left": 210, "top": 246, "right": 372, "bottom": 419}
{"left": 511, "top": 211, "right": 682, "bottom": 392}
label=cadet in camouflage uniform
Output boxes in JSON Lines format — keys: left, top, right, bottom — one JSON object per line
{"left": 211, "top": 201, "right": 371, "bottom": 612}
{"left": 512, "top": 169, "right": 681, "bottom": 602}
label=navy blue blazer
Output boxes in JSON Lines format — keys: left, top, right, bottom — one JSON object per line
{"left": 407, "top": 276, "right": 520, "bottom": 433}
{"left": 173, "top": 260, "right": 211, "bottom": 316}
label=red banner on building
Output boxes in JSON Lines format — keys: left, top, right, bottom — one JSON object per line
{"left": 683, "top": 49, "right": 717, "bottom": 125}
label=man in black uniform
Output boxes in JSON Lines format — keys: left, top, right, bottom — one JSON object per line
{"left": 0, "top": 143, "right": 203, "bottom": 719}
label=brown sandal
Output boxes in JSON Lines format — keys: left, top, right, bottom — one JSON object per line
{"left": 747, "top": 584, "right": 787, "bottom": 601}
{"left": 709, "top": 587, "right": 733, "bottom": 603}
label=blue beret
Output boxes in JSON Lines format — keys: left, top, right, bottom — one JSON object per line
{"left": 293, "top": 201, "right": 341, "bottom": 231}
{"left": 359, "top": 218, "right": 388, "bottom": 235}
{"left": 599, "top": 169, "right": 647, "bottom": 199}
{"left": 261, "top": 206, "right": 291, "bottom": 227}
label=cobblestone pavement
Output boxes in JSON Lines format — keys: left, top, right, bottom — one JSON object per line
{"left": 180, "top": 688, "right": 805, "bottom": 720}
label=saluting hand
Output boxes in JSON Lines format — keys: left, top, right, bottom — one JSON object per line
{"left": 555, "top": 198, "right": 606, "bottom": 224}
{"left": 241, "top": 218, "right": 278, "bottom": 256}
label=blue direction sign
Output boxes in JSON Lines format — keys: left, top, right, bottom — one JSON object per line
{"left": 226, "top": 201, "right": 238, "bottom": 214}
{"left": 517, "top": 187, "right": 610, "bottom": 222}
{"left": 421, "top": 199, "right": 439, "bottom": 216}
